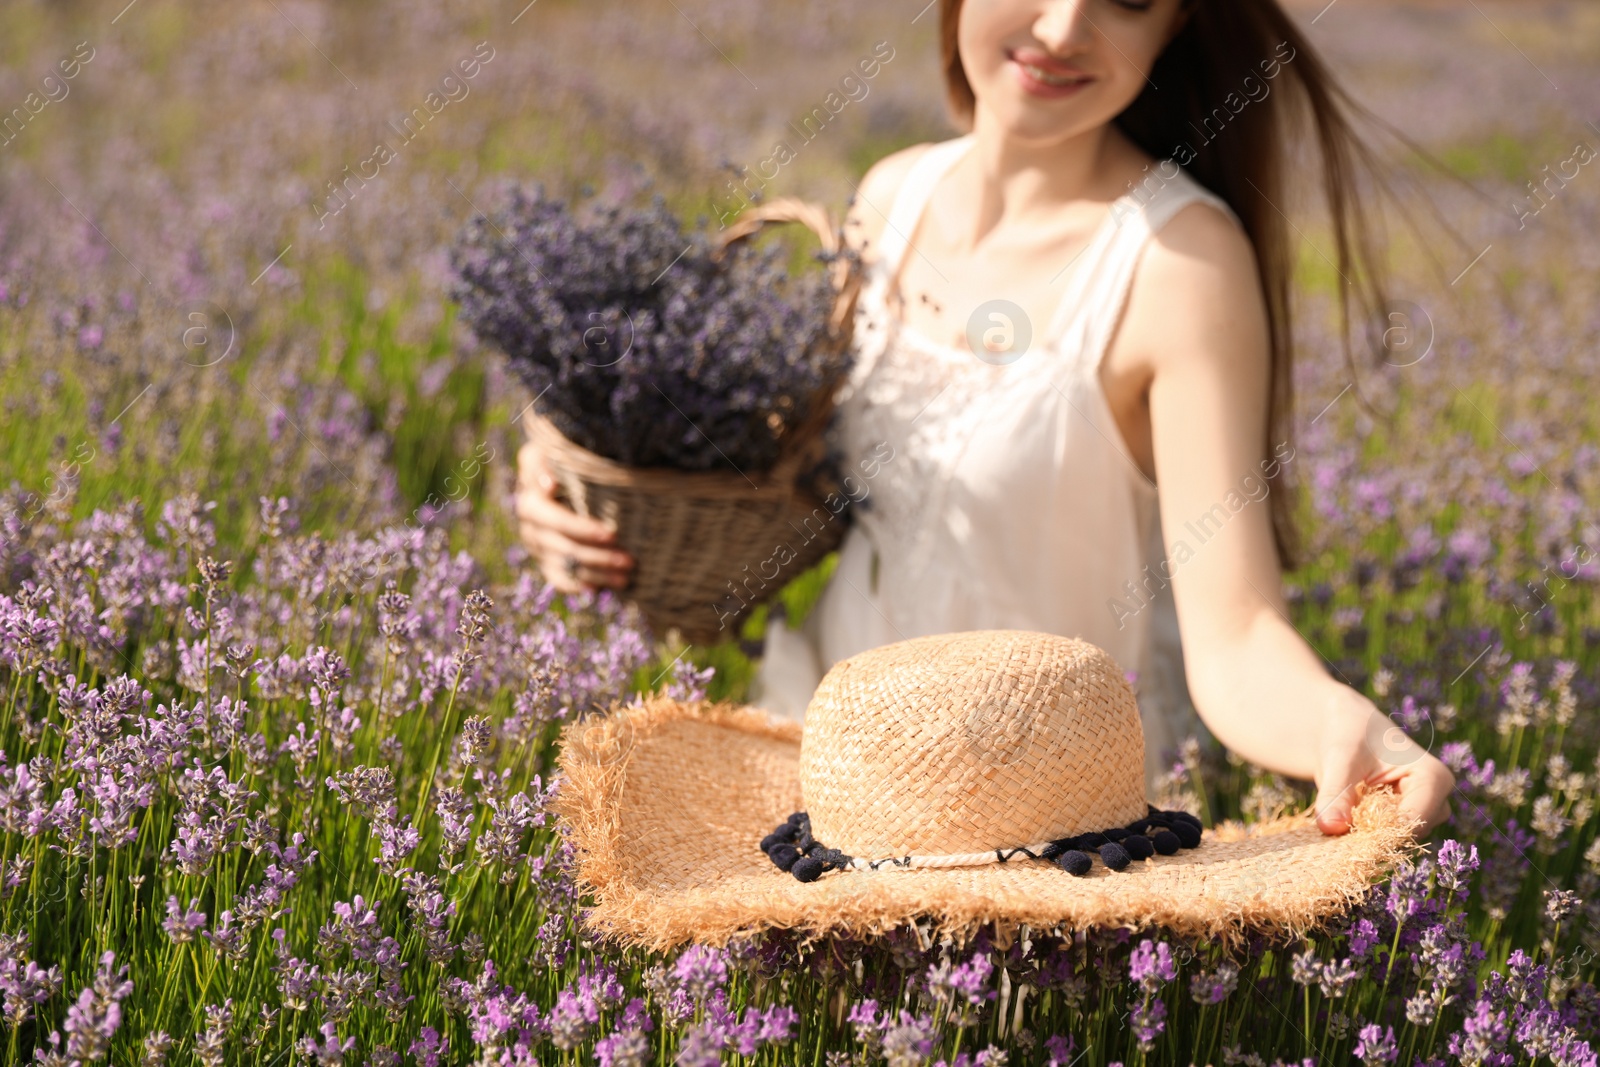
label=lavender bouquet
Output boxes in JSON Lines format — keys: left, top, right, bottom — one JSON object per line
{"left": 449, "top": 184, "right": 849, "bottom": 474}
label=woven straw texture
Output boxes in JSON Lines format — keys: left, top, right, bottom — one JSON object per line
{"left": 555, "top": 697, "right": 1423, "bottom": 953}
{"left": 521, "top": 197, "right": 862, "bottom": 647}
{"left": 801, "top": 631, "right": 1148, "bottom": 857}
{"left": 525, "top": 409, "right": 843, "bottom": 646}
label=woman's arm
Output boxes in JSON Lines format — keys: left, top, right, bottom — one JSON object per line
{"left": 1122, "top": 199, "right": 1455, "bottom": 837}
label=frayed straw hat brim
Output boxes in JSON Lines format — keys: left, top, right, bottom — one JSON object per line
{"left": 554, "top": 698, "right": 1424, "bottom": 953}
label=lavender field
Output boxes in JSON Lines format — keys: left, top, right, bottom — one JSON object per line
{"left": 0, "top": 0, "right": 1597, "bottom": 1063}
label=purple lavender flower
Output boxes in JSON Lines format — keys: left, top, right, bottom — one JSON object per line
{"left": 848, "top": 997, "right": 884, "bottom": 1054}
{"left": 161, "top": 897, "right": 206, "bottom": 944}
{"left": 1317, "top": 956, "right": 1362, "bottom": 998}
{"left": 1385, "top": 854, "right": 1434, "bottom": 924}
{"left": 399, "top": 870, "right": 457, "bottom": 964}
{"left": 663, "top": 659, "right": 716, "bottom": 702}
{"left": 674, "top": 1021, "right": 724, "bottom": 1067}
{"left": 271, "top": 930, "right": 322, "bottom": 1012}
{"left": 1128, "top": 996, "right": 1167, "bottom": 1053}
{"left": 1347, "top": 918, "right": 1381, "bottom": 960}
{"left": 595, "top": 1027, "right": 649, "bottom": 1067}
{"left": 672, "top": 945, "right": 730, "bottom": 1003}
{"left": 141, "top": 1031, "right": 174, "bottom": 1066}
{"left": 1290, "top": 946, "right": 1321, "bottom": 988}
{"left": 1044, "top": 1034, "right": 1077, "bottom": 1067}
{"left": 1545, "top": 888, "right": 1580, "bottom": 923}
{"left": 0, "top": 936, "right": 63, "bottom": 1027}
{"left": 1549, "top": 1036, "right": 1598, "bottom": 1067}
{"left": 549, "top": 966, "right": 623, "bottom": 1051}
{"left": 1434, "top": 840, "right": 1480, "bottom": 896}
{"left": 1448, "top": 996, "right": 1511, "bottom": 1067}
{"left": 193, "top": 999, "right": 233, "bottom": 1067}
{"left": 1128, "top": 940, "right": 1177, "bottom": 991}
{"left": 1355, "top": 1022, "right": 1398, "bottom": 1064}
{"left": 452, "top": 959, "right": 546, "bottom": 1062}
{"left": 595, "top": 997, "right": 654, "bottom": 1067}
{"left": 450, "top": 184, "right": 849, "bottom": 475}
{"left": 62, "top": 951, "right": 131, "bottom": 1063}
{"left": 1190, "top": 959, "right": 1241, "bottom": 1005}
{"left": 409, "top": 1027, "right": 449, "bottom": 1067}
{"left": 295, "top": 1020, "right": 355, "bottom": 1066}
{"left": 1120, "top": 940, "right": 1178, "bottom": 1053}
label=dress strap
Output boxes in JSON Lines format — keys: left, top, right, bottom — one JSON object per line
{"left": 873, "top": 134, "right": 976, "bottom": 281}
{"left": 1053, "top": 167, "right": 1243, "bottom": 372}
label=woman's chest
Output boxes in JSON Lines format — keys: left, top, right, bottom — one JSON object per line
{"left": 886, "top": 243, "right": 1156, "bottom": 483}
{"left": 838, "top": 330, "right": 1077, "bottom": 507}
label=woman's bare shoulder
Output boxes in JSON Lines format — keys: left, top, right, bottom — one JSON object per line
{"left": 842, "top": 141, "right": 943, "bottom": 264}
{"left": 1126, "top": 196, "right": 1268, "bottom": 380}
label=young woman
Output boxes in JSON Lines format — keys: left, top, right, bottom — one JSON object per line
{"left": 515, "top": 0, "right": 1456, "bottom": 837}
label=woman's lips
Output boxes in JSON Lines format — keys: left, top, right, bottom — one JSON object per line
{"left": 1008, "top": 49, "right": 1093, "bottom": 99}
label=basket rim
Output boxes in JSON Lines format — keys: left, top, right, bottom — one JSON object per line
{"left": 523, "top": 408, "right": 821, "bottom": 499}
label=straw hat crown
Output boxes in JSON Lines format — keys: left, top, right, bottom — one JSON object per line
{"left": 798, "top": 630, "right": 1148, "bottom": 859}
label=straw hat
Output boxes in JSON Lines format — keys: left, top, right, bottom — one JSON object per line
{"left": 554, "top": 629, "right": 1421, "bottom": 952}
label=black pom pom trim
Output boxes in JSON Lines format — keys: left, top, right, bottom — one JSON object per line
{"left": 1099, "top": 842, "right": 1132, "bottom": 871}
{"left": 1123, "top": 833, "right": 1155, "bottom": 860}
{"left": 759, "top": 806, "right": 1204, "bottom": 880}
{"left": 761, "top": 814, "right": 856, "bottom": 882}
{"left": 1151, "top": 829, "right": 1182, "bottom": 856}
{"left": 791, "top": 856, "right": 825, "bottom": 882}
{"left": 1056, "top": 850, "right": 1093, "bottom": 876}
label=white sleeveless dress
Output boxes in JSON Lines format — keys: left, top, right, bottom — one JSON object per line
{"left": 752, "top": 132, "right": 1242, "bottom": 793}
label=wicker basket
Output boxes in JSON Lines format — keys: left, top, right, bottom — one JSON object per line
{"left": 523, "top": 197, "right": 864, "bottom": 646}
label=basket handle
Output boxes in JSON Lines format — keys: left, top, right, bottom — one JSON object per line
{"left": 711, "top": 197, "right": 865, "bottom": 486}
{"left": 713, "top": 196, "right": 843, "bottom": 255}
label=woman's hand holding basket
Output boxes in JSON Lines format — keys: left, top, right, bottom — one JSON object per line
{"left": 514, "top": 438, "right": 635, "bottom": 593}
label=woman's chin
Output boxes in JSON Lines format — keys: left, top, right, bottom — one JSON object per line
{"left": 973, "top": 100, "right": 1107, "bottom": 146}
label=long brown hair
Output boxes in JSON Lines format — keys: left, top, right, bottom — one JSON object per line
{"left": 939, "top": 0, "right": 1454, "bottom": 573}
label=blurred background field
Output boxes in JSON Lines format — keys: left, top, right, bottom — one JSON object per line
{"left": 1, "top": 0, "right": 1599, "bottom": 1063}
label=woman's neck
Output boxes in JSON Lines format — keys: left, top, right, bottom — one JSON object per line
{"left": 950, "top": 117, "right": 1149, "bottom": 258}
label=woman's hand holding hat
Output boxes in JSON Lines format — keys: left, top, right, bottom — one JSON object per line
{"left": 1311, "top": 692, "right": 1456, "bottom": 839}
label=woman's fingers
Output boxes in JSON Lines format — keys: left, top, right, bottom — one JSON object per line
{"left": 518, "top": 521, "right": 633, "bottom": 589}
{"left": 514, "top": 442, "right": 622, "bottom": 539}
{"left": 1392, "top": 757, "right": 1456, "bottom": 838}
{"left": 537, "top": 523, "right": 633, "bottom": 572}
{"left": 536, "top": 552, "right": 630, "bottom": 592}
{"left": 513, "top": 486, "right": 628, "bottom": 557}
{"left": 511, "top": 440, "right": 634, "bottom": 592}
{"left": 1315, "top": 744, "right": 1455, "bottom": 841}
{"left": 1313, "top": 754, "right": 1363, "bottom": 837}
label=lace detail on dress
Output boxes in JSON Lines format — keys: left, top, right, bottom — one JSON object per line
{"left": 833, "top": 266, "right": 1054, "bottom": 590}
